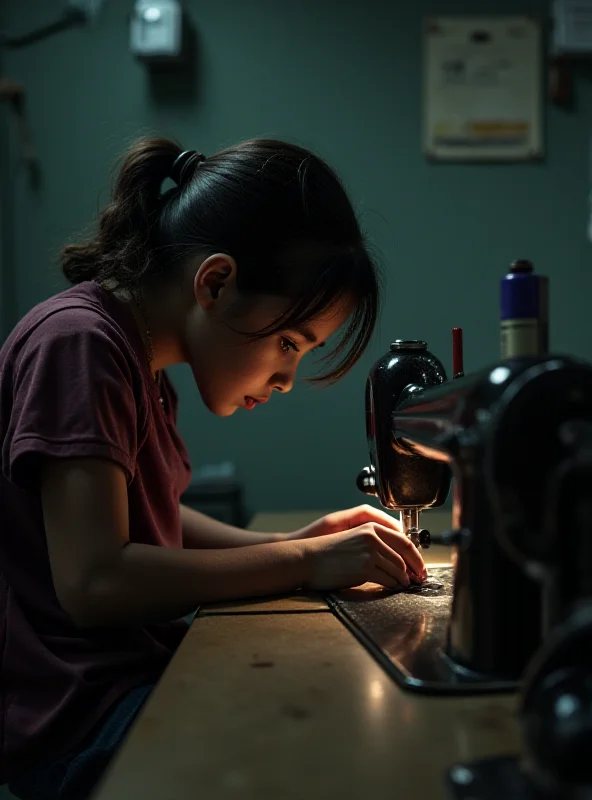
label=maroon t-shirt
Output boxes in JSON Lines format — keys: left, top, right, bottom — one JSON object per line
{"left": 0, "top": 281, "right": 192, "bottom": 781}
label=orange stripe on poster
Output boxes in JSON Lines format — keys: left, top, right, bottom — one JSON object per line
{"left": 469, "top": 121, "right": 529, "bottom": 136}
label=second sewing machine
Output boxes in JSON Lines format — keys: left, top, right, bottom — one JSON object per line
{"left": 328, "top": 261, "right": 592, "bottom": 798}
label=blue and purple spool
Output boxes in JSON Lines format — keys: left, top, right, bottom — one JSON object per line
{"left": 500, "top": 260, "right": 549, "bottom": 359}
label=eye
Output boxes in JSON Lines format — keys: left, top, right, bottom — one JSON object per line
{"left": 280, "top": 336, "right": 299, "bottom": 355}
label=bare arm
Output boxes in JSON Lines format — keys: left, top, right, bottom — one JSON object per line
{"left": 41, "top": 458, "right": 306, "bottom": 629}
{"left": 180, "top": 504, "right": 285, "bottom": 548}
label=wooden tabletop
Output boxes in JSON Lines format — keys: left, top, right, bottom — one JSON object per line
{"left": 92, "top": 509, "right": 521, "bottom": 800}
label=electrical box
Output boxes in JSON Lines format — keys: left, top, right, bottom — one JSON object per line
{"left": 130, "top": 0, "right": 183, "bottom": 62}
{"left": 553, "top": 0, "right": 592, "bottom": 56}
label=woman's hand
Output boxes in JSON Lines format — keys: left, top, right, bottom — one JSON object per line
{"left": 291, "top": 504, "right": 426, "bottom": 584}
{"left": 301, "top": 523, "right": 425, "bottom": 591}
{"left": 293, "top": 504, "right": 404, "bottom": 539}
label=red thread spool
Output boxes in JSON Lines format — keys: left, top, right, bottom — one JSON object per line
{"left": 452, "top": 327, "right": 464, "bottom": 378}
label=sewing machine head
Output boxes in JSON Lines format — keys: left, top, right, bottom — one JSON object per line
{"left": 356, "top": 339, "right": 453, "bottom": 548}
{"left": 356, "top": 337, "right": 592, "bottom": 686}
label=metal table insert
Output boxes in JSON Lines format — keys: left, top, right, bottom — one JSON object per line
{"left": 327, "top": 566, "right": 520, "bottom": 695}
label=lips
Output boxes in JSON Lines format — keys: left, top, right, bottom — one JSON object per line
{"left": 244, "top": 395, "right": 269, "bottom": 410}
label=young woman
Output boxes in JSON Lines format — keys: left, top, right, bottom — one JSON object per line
{"left": 0, "top": 137, "right": 426, "bottom": 799}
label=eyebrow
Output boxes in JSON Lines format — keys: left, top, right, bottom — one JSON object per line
{"left": 292, "top": 326, "right": 325, "bottom": 348}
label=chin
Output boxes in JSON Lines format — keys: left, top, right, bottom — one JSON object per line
{"left": 189, "top": 368, "right": 236, "bottom": 417}
{"left": 215, "top": 405, "right": 238, "bottom": 418}
{"left": 202, "top": 395, "right": 238, "bottom": 417}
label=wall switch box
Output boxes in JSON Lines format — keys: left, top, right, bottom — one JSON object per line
{"left": 130, "top": 0, "right": 183, "bottom": 62}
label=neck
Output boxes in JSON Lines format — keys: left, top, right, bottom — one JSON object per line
{"left": 116, "top": 282, "right": 187, "bottom": 373}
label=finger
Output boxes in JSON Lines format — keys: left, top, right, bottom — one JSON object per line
{"left": 357, "top": 505, "right": 403, "bottom": 532}
{"left": 327, "top": 505, "right": 403, "bottom": 535}
{"left": 365, "top": 536, "right": 409, "bottom": 584}
{"left": 407, "top": 567, "right": 425, "bottom": 585}
{"left": 371, "top": 523, "right": 427, "bottom": 578}
{"left": 366, "top": 563, "right": 406, "bottom": 591}
{"left": 375, "top": 551, "right": 409, "bottom": 586}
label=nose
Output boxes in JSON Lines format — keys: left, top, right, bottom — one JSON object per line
{"left": 271, "top": 370, "right": 295, "bottom": 394}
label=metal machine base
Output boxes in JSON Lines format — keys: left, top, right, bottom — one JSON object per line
{"left": 447, "top": 756, "right": 560, "bottom": 799}
{"left": 327, "top": 566, "right": 519, "bottom": 695}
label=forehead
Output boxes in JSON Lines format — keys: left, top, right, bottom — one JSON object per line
{"left": 247, "top": 294, "right": 353, "bottom": 339}
{"left": 301, "top": 302, "right": 352, "bottom": 341}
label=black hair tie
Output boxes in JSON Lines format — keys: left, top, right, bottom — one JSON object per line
{"left": 170, "top": 150, "right": 206, "bottom": 186}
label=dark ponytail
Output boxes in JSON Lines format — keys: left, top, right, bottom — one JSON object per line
{"left": 61, "top": 137, "right": 182, "bottom": 286}
{"left": 61, "top": 135, "right": 382, "bottom": 383}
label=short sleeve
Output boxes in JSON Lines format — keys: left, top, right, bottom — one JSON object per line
{"left": 3, "top": 309, "right": 144, "bottom": 490}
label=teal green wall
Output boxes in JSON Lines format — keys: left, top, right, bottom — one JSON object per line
{"left": 3, "top": 0, "right": 592, "bottom": 516}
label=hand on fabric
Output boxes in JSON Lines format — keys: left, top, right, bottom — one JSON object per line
{"left": 292, "top": 505, "right": 427, "bottom": 586}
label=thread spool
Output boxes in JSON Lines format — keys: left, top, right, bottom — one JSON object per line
{"left": 500, "top": 259, "right": 549, "bottom": 359}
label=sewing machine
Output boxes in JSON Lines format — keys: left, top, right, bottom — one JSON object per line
{"left": 337, "top": 337, "right": 592, "bottom": 798}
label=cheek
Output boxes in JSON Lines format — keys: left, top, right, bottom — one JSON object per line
{"left": 232, "top": 342, "right": 278, "bottom": 379}
{"left": 199, "top": 340, "right": 276, "bottom": 394}
{"left": 185, "top": 318, "right": 282, "bottom": 405}
{"left": 232, "top": 341, "right": 291, "bottom": 393}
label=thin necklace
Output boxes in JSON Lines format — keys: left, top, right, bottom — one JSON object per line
{"left": 130, "top": 289, "right": 164, "bottom": 406}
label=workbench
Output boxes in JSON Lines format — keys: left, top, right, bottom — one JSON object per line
{"left": 92, "top": 510, "right": 521, "bottom": 800}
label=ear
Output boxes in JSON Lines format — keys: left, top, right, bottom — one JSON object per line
{"left": 193, "top": 254, "right": 237, "bottom": 309}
